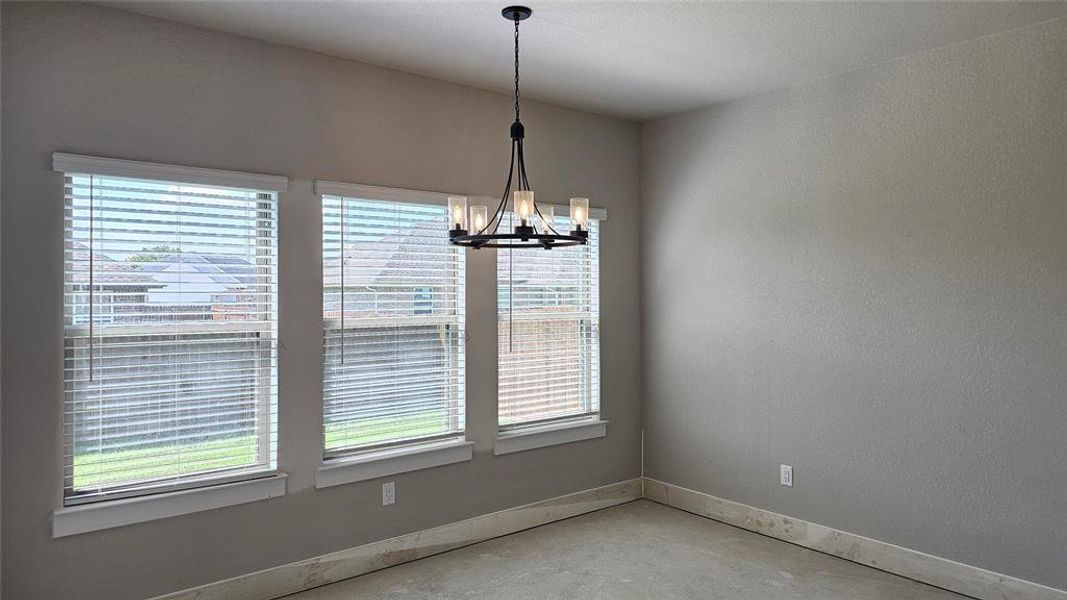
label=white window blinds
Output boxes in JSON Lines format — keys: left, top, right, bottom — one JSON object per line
{"left": 498, "top": 217, "right": 600, "bottom": 429}
{"left": 322, "top": 193, "right": 465, "bottom": 456}
{"left": 61, "top": 162, "right": 279, "bottom": 504}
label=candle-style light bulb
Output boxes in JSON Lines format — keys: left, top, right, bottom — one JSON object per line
{"left": 447, "top": 196, "right": 468, "bottom": 233}
{"left": 471, "top": 206, "right": 488, "bottom": 233}
{"left": 570, "top": 197, "right": 589, "bottom": 230}
{"left": 539, "top": 205, "right": 554, "bottom": 234}
{"left": 514, "top": 190, "right": 534, "bottom": 223}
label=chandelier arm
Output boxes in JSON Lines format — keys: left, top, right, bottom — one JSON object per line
{"left": 518, "top": 138, "right": 527, "bottom": 187}
{"left": 514, "top": 138, "right": 562, "bottom": 235}
{"left": 487, "top": 138, "right": 517, "bottom": 236}
{"left": 517, "top": 138, "right": 530, "bottom": 191}
{"left": 514, "top": 139, "right": 523, "bottom": 191}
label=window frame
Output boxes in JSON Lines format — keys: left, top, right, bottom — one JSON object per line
{"left": 54, "top": 153, "right": 287, "bottom": 508}
{"left": 316, "top": 181, "right": 480, "bottom": 478}
{"left": 494, "top": 206, "right": 607, "bottom": 448}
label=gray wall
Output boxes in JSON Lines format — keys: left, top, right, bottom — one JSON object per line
{"left": 0, "top": 4, "right": 641, "bottom": 599}
{"left": 641, "top": 16, "right": 1067, "bottom": 590}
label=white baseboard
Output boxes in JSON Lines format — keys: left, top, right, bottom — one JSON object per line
{"left": 151, "top": 476, "right": 1064, "bottom": 600}
{"left": 152, "top": 478, "right": 642, "bottom": 600}
{"left": 643, "top": 478, "right": 1067, "bottom": 600}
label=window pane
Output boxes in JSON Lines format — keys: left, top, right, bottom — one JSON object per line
{"left": 498, "top": 218, "right": 599, "bottom": 428}
{"left": 63, "top": 174, "right": 277, "bottom": 503}
{"left": 322, "top": 196, "right": 465, "bottom": 455}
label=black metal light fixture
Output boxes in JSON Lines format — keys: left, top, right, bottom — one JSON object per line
{"left": 448, "top": 5, "right": 590, "bottom": 249}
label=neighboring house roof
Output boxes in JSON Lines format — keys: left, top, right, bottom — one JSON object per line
{"left": 68, "top": 242, "right": 164, "bottom": 287}
{"left": 76, "top": 221, "right": 447, "bottom": 295}
{"left": 324, "top": 220, "right": 452, "bottom": 288}
{"left": 139, "top": 253, "right": 256, "bottom": 289}
{"left": 68, "top": 243, "right": 259, "bottom": 292}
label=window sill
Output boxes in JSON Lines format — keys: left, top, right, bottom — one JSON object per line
{"left": 316, "top": 439, "right": 474, "bottom": 489}
{"left": 52, "top": 473, "right": 287, "bottom": 538}
{"left": 494, "top": 419, "right": 608, "bottom": 456}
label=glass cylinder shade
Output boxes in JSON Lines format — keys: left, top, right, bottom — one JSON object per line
{"left": 570, "top": 197, "right": 589, "bottom": 230}
{"left": 470, "top": 205, "right": 488, "bottom": 233}
{"left": 513, "top": 190, "right": 534, "bottom": 223}
{"left": 538, "top": 204, "right": 554, "bottom": 234}
{"left": 447, "top": 196, "right": 468, "bottom": 231}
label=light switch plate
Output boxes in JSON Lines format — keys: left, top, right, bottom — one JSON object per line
{"left": 382, "top": 481, "right": 396, "bottom": 506}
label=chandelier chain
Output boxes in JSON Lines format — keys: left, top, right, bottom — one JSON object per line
{"left": 514, "top": 18, "right": 521, "bottom": 122}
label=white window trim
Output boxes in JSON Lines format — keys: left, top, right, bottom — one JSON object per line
{"left": 316, "top": 438, "right": 474, "bottom": 489}
{"left": 495, "top": 215, "right": 604, "bottom": 436}
{"left": 56, "top": 157, "right": 283, "bottom": 507}
{"left": 315, "top": 181, "right": 482, "bottom": 207}
{"left": 315, "top": 180, "right": 607, "bottom": 221}
{"left": 494, "top": 419, "right": 608, "bottom": 456}
{"left": 53, "top": 152, "right": 288, "bottom": 192}
{"left": 319, "top": 182, "right": 472, "bottom": 461}
{"left": 52, "top": 473, "right": 287, "bottom": 537}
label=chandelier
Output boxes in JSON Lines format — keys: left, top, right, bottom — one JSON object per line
{"left": 447, "top": 5, "right": 590, "bottom": 249}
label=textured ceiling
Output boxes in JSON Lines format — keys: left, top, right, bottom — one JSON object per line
{"left": 102, "top": 1, "right": 1067, "bottom": 120}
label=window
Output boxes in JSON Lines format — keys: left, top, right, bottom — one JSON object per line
{"left": 322, "top": 191, "right": 465, "bottom": 458}
{"left": 498, "top": 215, "right": 599, "bottom": 430}
{"left": 60, "top": 156, "right": 281, "bottom": 504}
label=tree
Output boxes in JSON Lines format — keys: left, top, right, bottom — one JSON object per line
{"left": 127, "top": 245, "right": 181, "bottom": 264}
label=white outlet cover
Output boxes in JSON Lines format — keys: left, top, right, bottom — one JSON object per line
{"left": 382, "top": 481, "right": 396, "bottom": 506}
{"left": 780, "top": 464, "right": 793, "bottom": 487}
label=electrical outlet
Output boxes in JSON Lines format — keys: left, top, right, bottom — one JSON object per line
{"left": 780, "top": 464, "right": 793, "bottom": 487}
{"left": 382, "top": 481, "right": 396, "bottom": 506}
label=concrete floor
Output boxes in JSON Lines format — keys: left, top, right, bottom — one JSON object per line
{"left": 285, "top": 500, "right": 970, "bottom": 599}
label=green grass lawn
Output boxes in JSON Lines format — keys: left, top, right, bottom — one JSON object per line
{"left": 74, "top": 411, "right": 450, "bottom": 489}
{"left": 74, "top": 435, "right": 259, "bottom": 489}
{"left": 324, "top": 411, "right": 448, "bottom": 451}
